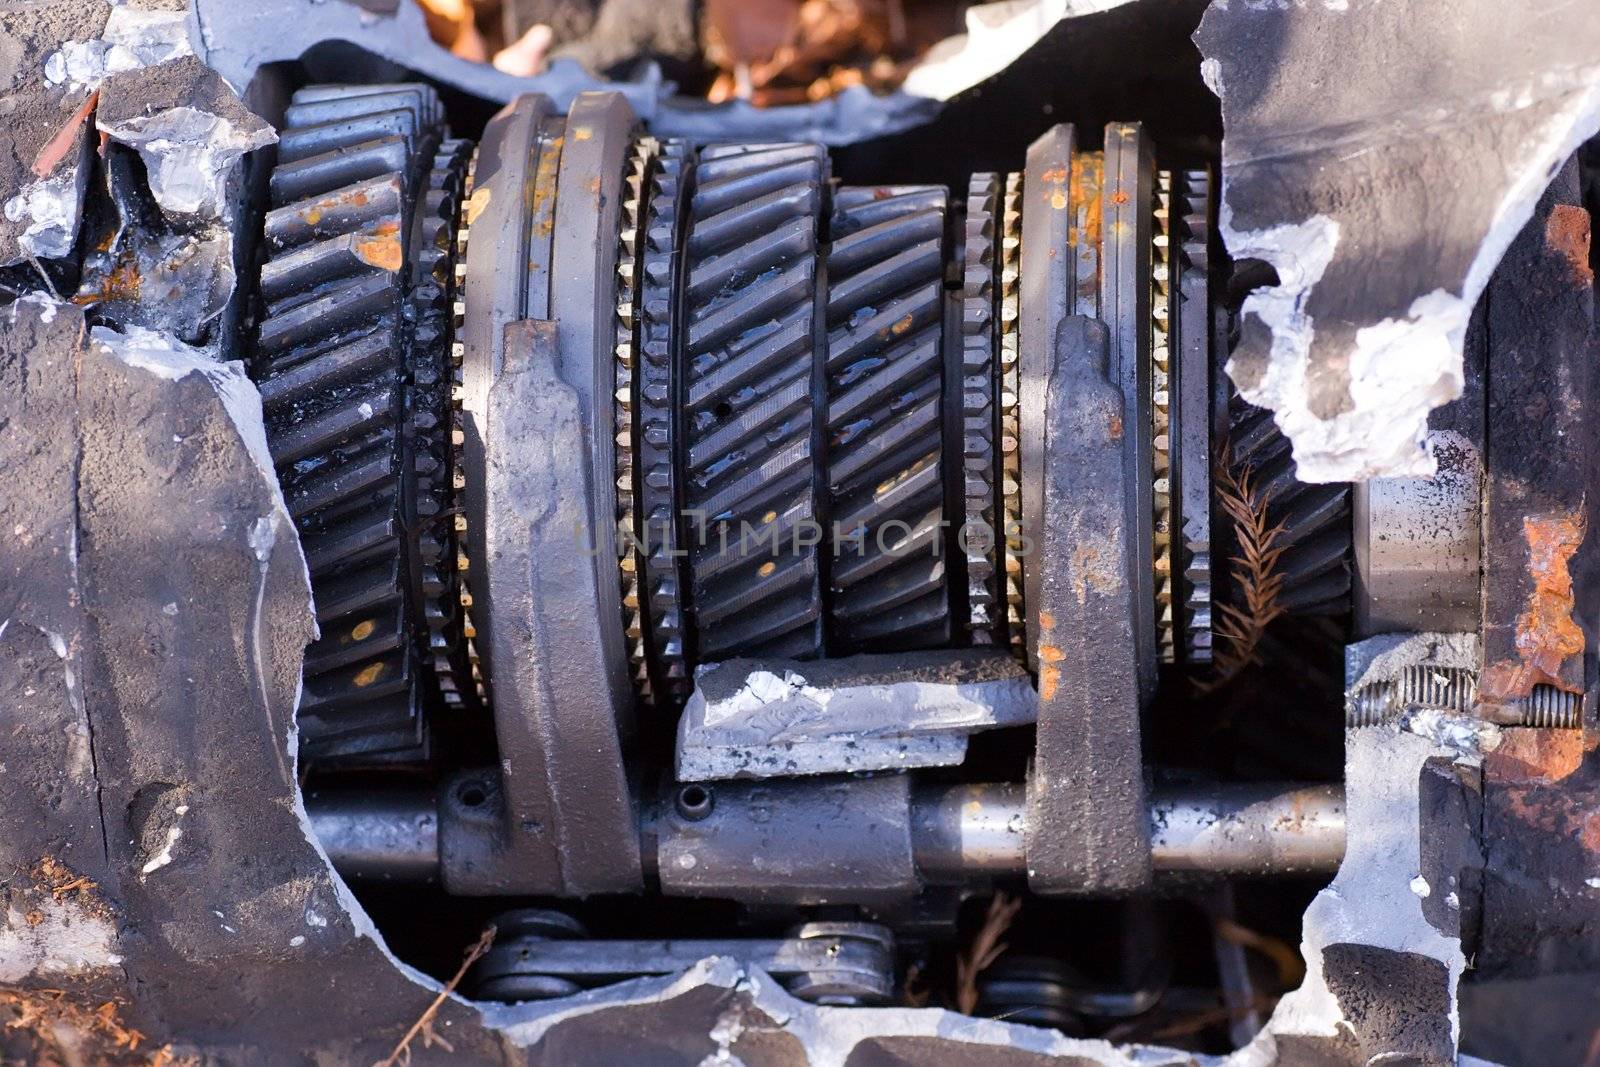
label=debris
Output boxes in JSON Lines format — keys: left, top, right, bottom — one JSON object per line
{"left": 953, "top": 893, "right": 1020, "bottom": 1015}
{"left": 373, "top": 926, "right": 496, "bottom": 1067}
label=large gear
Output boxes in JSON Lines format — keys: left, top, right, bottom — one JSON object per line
{"left": 253, "top": 84, "right": 469, "bottom": 764}
{"left": 960, "top": 173, "right": 1002, "bottom": 647}
{"left": 678, "top": 143, "right": 829, "bottom": 662}
{"left": 824, "top": 185, "right": 951, "bottom": 651}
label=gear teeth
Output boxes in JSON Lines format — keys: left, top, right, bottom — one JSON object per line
{"left": 635, "top": 140, "right": 694, "bottom": 700}
{"left": 825, "top": 185, "right": 951, "bottom": 652}
{"left": 252, "top": 84, "right": 470, "bottom": 766}
{"left": 680, "top": 143, "right": 827, "bottom": 662}
{"left": 1176, "top": 168, "right": 1213, "bottom": 664}
{"left": 962, "top": 173, "right": 1001, "bottom": 645}
{"left": 1152, "top": 170, "right": 1177, "bottom": 663}
{"left": 614, "top": 137, "right": 658, "bottom": 701}
{"left": 1227, "top": 398, "right": 1352, "bottom": 617}
{"left": 998, "top": 173, "right": 1025, "bottom": 660}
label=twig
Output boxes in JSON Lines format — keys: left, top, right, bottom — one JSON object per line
{"left": 374, "top": 925, "right": 495, "bottom": 1067}
{"left": 953, "top": 892, "right": 1021, "bottom": 1015}
{"left": 1198, "top": 440, "right": 1287, "bottom": 693}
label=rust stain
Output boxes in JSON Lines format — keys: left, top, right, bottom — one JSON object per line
{"left": 890, "top": 313, "right": 914, "bottom": 336}
{"left": 1038, "top": 610, "right": 1055, "bottom": 631}
{"left": 1050, "top": 191, "right": 1068, "bottom": 211}
{"left": 1486, "top": 728, "right": 1587, "bottom": 783}
{"left": 1481, "top": 509, "right": 1587, "bottom": 702}
{"left": 354, "top": 233, "right": 404, "bottom": 272}
{"left": 1546, "top": 204, "right": 1593, "bottom": 287}
{"left": 32, "top": 89, "right": 99, "bottom": 178}
{"left": 73, "top": 256, "right": 143, "bottom": 306}
{"left": 1111, "top": 189, "right": 1130, "bottom": 206}
{"left": 573, "top": 126, "right": 593, "bottom": 141}
{"left": 1108, "top": 412, "right": 1123, "bottom": 440}
{"left": 300, "top": 186, "right": 373, "bottom": 228}
{"left": 1039, "top": 166, "right": 1067, "bottom": 185}
{"left": 1040, "top": 666, "right": 1060, "bottom": 702}
{"left": 1038, "top": 644, "right": 1064, "bottom": 664}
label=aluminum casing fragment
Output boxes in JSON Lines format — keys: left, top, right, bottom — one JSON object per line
{"left": 1195, "top": 0, "right": 1600, "bottom": 483}
{"left": 675, "top": 650, "right": 1035, "bottom": 781}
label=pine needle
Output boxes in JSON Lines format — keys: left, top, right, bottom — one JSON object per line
{"left": 953, "top": 892, "right": 1021, "bottom": 1015}
{"left": 1201, "top": 441, "right": 1287, "bottom": 693}
{"left": 374, "top": 925, "right": 495, "bottom": 1067}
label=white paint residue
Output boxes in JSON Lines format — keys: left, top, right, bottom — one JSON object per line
{"left": 0, "top": 899, "right": 121, "bottom": 982}
{"left": 1410, "top": 875, "right": 1431, "bottom": 898}
{"left": 42, "top": 9, "right": 193, "bottom": 95}
{"left": 1245, "top": 726, "right": 1467, "bottom": 1054}
{"left": 902, "top": 0, "right": 1138, "bottom": 100}
{"left": 141, "top": 802, "right": 191, "bottom": 877}
{"left": 5, "top": 172, "right": 86, "bottom": 260}
{"left": 99, "top": 107, "right": 276, "bottom": 219}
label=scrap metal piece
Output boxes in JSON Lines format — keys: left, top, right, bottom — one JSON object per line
{"left": 675, "top": 650, "right": 1035, "bottom": 781}
{"left": 1194, "top": 0, "right": 1600, "bottom": 482}
{"left": 472, "top": 913, "right": 897, "bottom": 1006}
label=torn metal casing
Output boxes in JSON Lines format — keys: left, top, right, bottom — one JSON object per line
{"left": 1195, "top": 0, "right": 1600, "bottom": 483}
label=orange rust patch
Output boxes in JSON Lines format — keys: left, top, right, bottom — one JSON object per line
{"left": 1486, "top": 727, "right": 1587, "bottom": 783}
{"left": 1038, "top": 166, "right": 1067, "bottom": 185}
{"left": 1546, "top": 203, "right": 1593, "bottom": 287}
{"left": 1108, "top": 412, "right": 1123, "bottom": 440}
{"left": 1110, "top": 189, "right": 1129, "bottom": 206}
{"left": 1482, "top": 509, "right": 1587, "bottom": 702}
{"left": 1050, "top": 191, "right": 1068, "bottom": 211}
{"left": 354, "top": 234, "right": 404, "bottom": 272}
{"left": 1040, "top": 666, "right": 1060, "bottom": 701}
{"left": 1038, "top": 610, "right": 1055, "bottom": 631}
{"left": 73, "top": 258, "right": 141, "bottom": 305}
{"left": 890, "top": 313, "right": 914, "bottom": 336}
{"left": 32, "top": 89, "right": 99, "bottom": 178}
{"left": 1038, "top": 644, "right": 1065, "bottom": 664}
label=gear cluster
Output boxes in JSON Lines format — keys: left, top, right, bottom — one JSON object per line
{"left": 249, "top": 84, "right": 1244, "bottom": 766}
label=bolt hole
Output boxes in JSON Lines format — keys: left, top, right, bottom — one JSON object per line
{"left": 457, "top": 781, "right": 488, "bottom": 808}
{"left": 712, "top": 400, "right": 734, "bottom": 421}
{"left": 676, "top": 784, "right": 713, "bottom": 821}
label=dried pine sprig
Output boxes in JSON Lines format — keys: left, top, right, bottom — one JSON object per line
{"left": 953, "top": 892, "right": 1021, "bottom": 1015}
{"left": 1201, "top": 441, "right": 1287, "bottom": 693}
